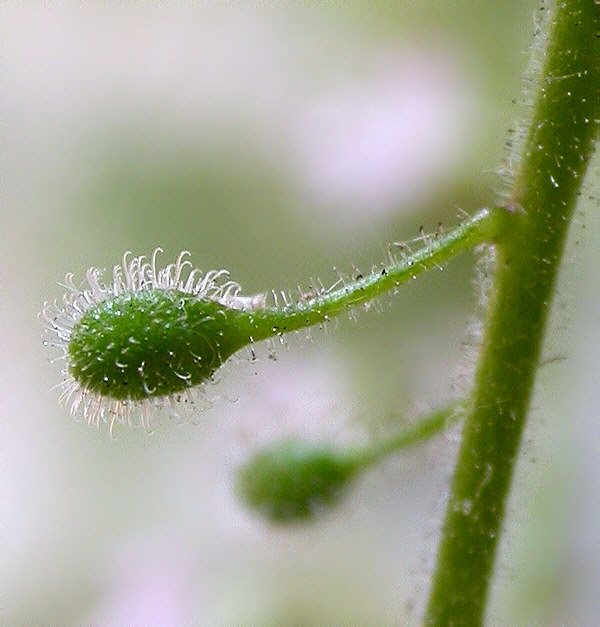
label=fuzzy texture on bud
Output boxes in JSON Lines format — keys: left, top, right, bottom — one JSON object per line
{"left": 41, "top": 249, "right": 266, "bottom": 430}
{"left": 68, "top": 290, "right": 255, "bottom": 401}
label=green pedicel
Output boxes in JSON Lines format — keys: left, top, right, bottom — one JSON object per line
{"left": 64, "top": 210, "right": 495, "bottom": 405}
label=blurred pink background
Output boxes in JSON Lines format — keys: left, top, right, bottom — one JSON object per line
{"left": 3, "top": 4, "right": 599, "bottom": 624}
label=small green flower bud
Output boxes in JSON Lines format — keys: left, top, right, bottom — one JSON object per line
{"left": 68, "top": 290, "right": 252, "bottom": 402}
{"left": 235, "top": 439, "right": 360, "bottom": 523}
{"left": 42, "top": 211, "right": 491, "bottom": 431}
{"left": 41, "top": 249, "right": 269, "bottom": 430}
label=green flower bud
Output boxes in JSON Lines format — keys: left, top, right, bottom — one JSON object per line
{"left": 235, "top": 439, "right": 360, "bottom": 523}
{"left": 42, "top": 211, "right": 491, "bottom": 431}
{"left": 68, "top": 289, "right": 253, "bottom": 402}
{"left": 41, "top": 249, "right": 268, "bottom": 430}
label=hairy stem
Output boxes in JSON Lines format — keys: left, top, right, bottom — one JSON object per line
{"left": 426, "top": 1, "right": 600, "bottom": 624}
{"left": 248, "top": 209, "right": 497, "bottom": 340}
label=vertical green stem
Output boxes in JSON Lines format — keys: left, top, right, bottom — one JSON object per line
{"left": 426, "top": 1, "right": 600, "bottom": 624}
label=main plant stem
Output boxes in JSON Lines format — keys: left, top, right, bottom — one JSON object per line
{"left": 426, "top": 1, "right": 600, "bottom": 624}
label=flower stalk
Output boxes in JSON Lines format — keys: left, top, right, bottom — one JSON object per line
{"left": 43, "top": 211, "right": 495, "bottom": 430}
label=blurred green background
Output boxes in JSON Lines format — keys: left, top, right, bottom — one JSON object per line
{"left": 3, "top": 3, "right": 599, "bottom": 624}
